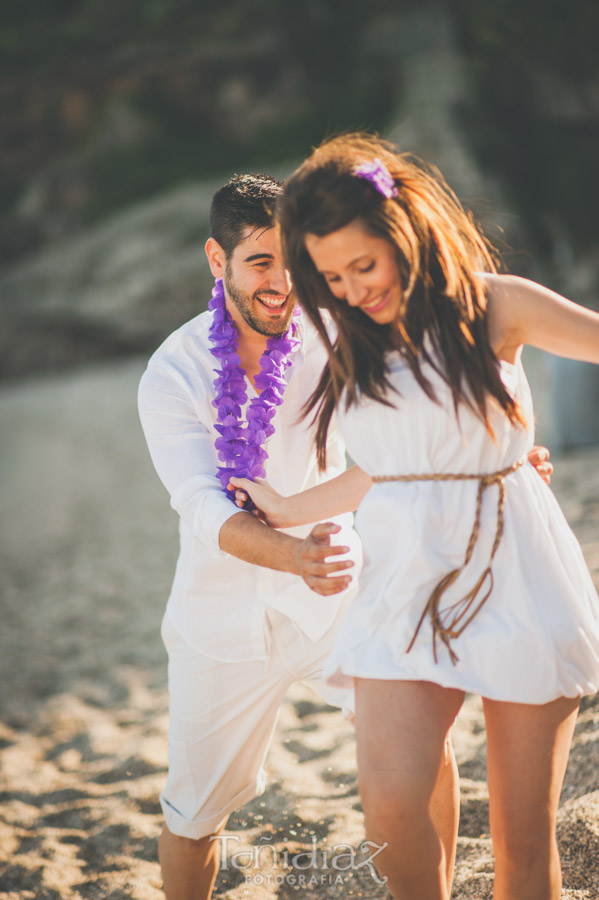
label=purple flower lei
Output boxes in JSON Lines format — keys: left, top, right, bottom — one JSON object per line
{"left": 353, "top": 157, "right": 398, "bottom": 199}
{"left": 208, "top": 277, "right": 301, "bottom": 508}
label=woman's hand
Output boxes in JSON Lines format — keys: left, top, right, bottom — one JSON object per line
{"left": 228, "top": 477, "right": 292, "bottom": 528}
{"left": 527, "top": 445, "right": 553, "bottom": 485}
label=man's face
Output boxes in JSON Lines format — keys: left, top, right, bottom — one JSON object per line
{"left": 223, "top": 224, "right": 295, "bottom": 337}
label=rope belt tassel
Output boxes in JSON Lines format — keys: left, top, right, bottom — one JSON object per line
{"left": 372, "top": 457, "right": 526, "bottom": 665}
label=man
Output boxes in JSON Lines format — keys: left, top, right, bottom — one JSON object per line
{"left": 138, "top": 174, "right": 553, "bottom": 900}
{"left": 138, "top": 173, "right": 362, "bottom": 900}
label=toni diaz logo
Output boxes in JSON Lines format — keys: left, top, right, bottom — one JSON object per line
{"left": 211, "top": 835, "right": 389, "bottom": 886}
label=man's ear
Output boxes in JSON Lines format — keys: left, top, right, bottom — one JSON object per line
{"left": 205, "top": 238, "right": 227, "bottom": 278}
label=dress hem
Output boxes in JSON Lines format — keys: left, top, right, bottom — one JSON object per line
{"left": 325, "top": 663, "right": 597, "bottom": 706}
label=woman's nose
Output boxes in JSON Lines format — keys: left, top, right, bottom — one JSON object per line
{"left": 344, "top": 277, "right": 366, "bottom": 307}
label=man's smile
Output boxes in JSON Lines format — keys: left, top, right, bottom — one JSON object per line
{"left": 257, "top": 293, "right": 288, "bottom": 310}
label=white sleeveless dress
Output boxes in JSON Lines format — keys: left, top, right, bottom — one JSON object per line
{"left": 324, "top": 352, "right": 599, "bottom": 703}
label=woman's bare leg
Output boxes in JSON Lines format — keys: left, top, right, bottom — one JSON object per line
{"left": 431, "top": 736, "right": 460, "bottom": 891}
{"left": 483, "top": 694, "right": 580, "bottom": 900}
{"left": 355, "top": 678, "right": 465, "bottom": 900}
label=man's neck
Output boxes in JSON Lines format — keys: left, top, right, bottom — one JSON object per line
{"left": 226, "top": 304, "right": 269, "bottom": 388}
{"left": 238, "top": 330, "right": 269, "bottom": 374}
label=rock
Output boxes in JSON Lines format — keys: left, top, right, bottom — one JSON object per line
{"left": 0, "top": 182, "right": 219, "bottom": 378}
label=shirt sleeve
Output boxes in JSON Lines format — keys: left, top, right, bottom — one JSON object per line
{"left": 137, "top": 360, "right": 243, "bottom": 558}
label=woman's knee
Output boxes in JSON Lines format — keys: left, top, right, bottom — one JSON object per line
{"left": 491, "top": 820, "right": 555, "bottom": 872}
{"left": 359, "top": 771, "right": 431, "bottom": 835}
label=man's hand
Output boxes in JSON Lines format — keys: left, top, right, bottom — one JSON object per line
{"left": 295, "top": 522, "right": 354, "bottom": 595}
{"left": 527, "top": 445, "right": 553, "bottom": 485}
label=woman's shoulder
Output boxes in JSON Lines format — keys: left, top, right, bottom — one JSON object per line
{"left": 476, "top": 272, "right": 538, "bottom": 362}
{"left": 476, "top": 271, "right": 533, "bottom": 293}
{"left": 476, "top": 271, "right": 550, "bottom": 307}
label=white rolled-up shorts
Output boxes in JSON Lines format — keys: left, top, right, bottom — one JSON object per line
{"left": 160, "top": 606, "right": 353, "bottom": 839}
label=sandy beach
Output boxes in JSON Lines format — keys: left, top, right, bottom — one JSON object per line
{"left": 1, "top": 357, "right": 598, "bottom": 899}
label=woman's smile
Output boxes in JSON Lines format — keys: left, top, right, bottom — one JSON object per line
{"left": 360, "top": 291, "right": 390, "bottom": 314}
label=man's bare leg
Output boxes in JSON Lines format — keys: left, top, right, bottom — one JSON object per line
{"left": 159, "top": 821, "right": 225, "bottom": 900}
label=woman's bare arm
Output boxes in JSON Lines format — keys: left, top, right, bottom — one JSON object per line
{"left": 229, "top": 465, "right": 373, "bottom": 528}
{"left": 483, "top": 273, "right": 599, "bottom": 365}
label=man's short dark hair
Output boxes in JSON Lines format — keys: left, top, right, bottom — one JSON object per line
{"left": 210, "top": 174, "right": 283, "bottom": 257}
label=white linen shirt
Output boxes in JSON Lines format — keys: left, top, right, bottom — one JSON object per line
{"left": 138, "top": 307, "right": 361, "bottom": 662}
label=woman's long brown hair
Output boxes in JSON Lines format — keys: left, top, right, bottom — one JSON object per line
{"left": 278, "top": 133, "right": 527, "bottom": 469}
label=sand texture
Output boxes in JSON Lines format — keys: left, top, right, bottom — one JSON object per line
{"left": 1, "top": 358, "right": 598, "bottom": 899}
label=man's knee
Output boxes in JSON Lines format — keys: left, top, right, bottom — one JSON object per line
{"left": 159, "top": 823, "right": 222, "bottom": 863}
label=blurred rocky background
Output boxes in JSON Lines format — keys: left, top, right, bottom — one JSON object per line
{"left": 1, "top": 0, "right": 598, "bottom": 446}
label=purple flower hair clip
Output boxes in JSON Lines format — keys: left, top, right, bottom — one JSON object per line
{"left": 353, "top": 157, "right": 398, "bottom": 200}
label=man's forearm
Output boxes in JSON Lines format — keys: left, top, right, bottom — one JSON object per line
{"left": 220, "top": 512, "right": 355, "bottom": 595}
{"left": 219, "top": 511, "right": 301, "bottom": 574}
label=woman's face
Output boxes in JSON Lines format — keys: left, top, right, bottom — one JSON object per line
{"left": 304, "top": 219, "right": 402, "bottom": 324}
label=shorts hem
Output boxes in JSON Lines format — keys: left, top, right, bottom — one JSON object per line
{"left": 160, "top": 778, "right": 265, "bottom": 840}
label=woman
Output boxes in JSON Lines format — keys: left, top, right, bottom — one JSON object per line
{"left": 230, "top": 133, "right": 599, "bottom": 900}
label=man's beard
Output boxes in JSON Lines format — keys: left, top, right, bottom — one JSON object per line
{"left": 223, "top": 264, "right": 296, "bottom": 337}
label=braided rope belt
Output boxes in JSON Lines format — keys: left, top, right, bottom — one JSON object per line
{"left": 372, "top": 457, "right": 526, "bottom": 665}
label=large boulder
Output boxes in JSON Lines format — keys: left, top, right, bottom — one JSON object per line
{"left": 0, "top": 182, "right": 219, "bottom": 379}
